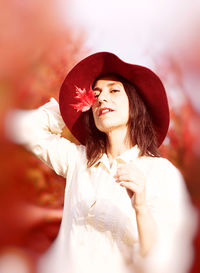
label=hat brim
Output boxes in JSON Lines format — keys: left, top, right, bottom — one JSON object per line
{"left": 59, "top": 52, "right": 169, "bottom": 146}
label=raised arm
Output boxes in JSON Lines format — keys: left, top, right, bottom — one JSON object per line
{"left": 5, "top": 98, "right": 84, "bottom": 178}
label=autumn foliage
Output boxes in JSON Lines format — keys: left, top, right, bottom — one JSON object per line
{"left": 71, "top": 86, "right": 97, "bottom": 112}
{"left": 157, "top": 50, "right": 200, "bottom": 272}
{"left": 0, "top": 0, "right": 87, "bottom": 270}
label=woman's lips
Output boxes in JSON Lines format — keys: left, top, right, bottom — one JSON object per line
{"left": 98, "top": 108, "right": 114, "bottom": 116}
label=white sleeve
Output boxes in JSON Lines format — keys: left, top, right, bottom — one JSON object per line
{"left": 133, "top": 160, "right": 197, "bottom": 273}
{"left": 5, "top": 98, "right": 84, "bottom": 178}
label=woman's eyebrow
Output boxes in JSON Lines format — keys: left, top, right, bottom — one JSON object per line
{"left": 107, "top": 82, "right": 120, "bottom": 87}
{"left": 93, "top": 83, "right": 121, "bottom": 91}
{"left": 93, "top": 87, "right": 101, "bottom": 91}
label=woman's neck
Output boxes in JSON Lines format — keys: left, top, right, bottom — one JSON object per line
{"left": 106, "top": 128, "right": 133, "bottom": 164}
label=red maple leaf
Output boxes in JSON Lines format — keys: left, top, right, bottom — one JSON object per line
{"left": 70, "top": 86, "right": 97, "bottom": 112}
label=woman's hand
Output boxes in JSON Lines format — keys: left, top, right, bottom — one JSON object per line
{"left": 115, "top": 163, "right": 157, "bottom": 256}
{"left": 114, "top": 163, "right": 147, "bottom": 212}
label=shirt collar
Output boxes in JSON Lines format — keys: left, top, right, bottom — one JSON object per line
{"left": 117, "top": 145, "right": 141, "bottom": 162}
{"left": 92, "top": 145, "right": 141, "bottom": 168}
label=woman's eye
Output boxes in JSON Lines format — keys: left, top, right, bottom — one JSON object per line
{"left": 93, "top": 91, "right": 100, "bottom": 97}
{"left": 111, "top": 89, "right": 120, "bottom": 93}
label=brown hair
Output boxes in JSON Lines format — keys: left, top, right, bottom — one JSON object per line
{"left": 83, "top": 73, "right": 160, "bottom": 168}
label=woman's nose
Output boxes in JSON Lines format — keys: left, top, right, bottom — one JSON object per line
{"left": 97, "top": 92, "right": 108, "bottom": 104}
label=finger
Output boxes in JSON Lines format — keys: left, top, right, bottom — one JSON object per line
{"left": 116, "top": 165, "right": 138, "bottom": 177}
{"left": 117, "top": 165, "right": 131, "bottom": 174}
{"left": 115, "top": 174, "right": 132, "bottom": 182}
{"left": 116, "top": 167, "right": 133, "bottom": 177}
{"left": 114, "top": 172, "right": 129, "bottom": 179}
{"left": 115, "top": 168, "right": 128, "bottom": 177}
{"left": 116, "top": 175, "right": 139, "bottom": 184}
{"left": 120, "top": 182, "right": 138, "bottom": 193}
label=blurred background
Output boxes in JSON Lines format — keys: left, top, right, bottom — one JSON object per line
{"left": 0, "top": 0, "right": 199, "bottom": 272}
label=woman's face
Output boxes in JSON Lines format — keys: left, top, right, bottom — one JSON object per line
{"left": 92, "top": 75, "right": 130, "bottom": 134}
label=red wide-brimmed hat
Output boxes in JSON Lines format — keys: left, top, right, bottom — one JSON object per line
{"left": 59, "top": 52, "right": 169, "bottom": 146}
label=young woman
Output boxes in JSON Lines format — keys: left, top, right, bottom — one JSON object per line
{"left": 7, "top": 52, "right": 197, "bottom": 273}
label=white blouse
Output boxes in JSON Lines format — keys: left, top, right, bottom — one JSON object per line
{"left": 6, "top": 98, "right": 197, "bottom": 273}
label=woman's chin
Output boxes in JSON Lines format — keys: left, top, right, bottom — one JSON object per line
{"left": 96, "top": 123, "right": 123, "bottom": 134}
{"left": 96, "top": 123, "right": 114, "bottom": 134}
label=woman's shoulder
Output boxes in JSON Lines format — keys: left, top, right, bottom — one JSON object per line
{"left": 72, "top": 143, "right": 88, "bottom": 166}
{"left": 139, "top": 154, "right": 178, "bottom": 173}
{"left": 147, "top": 156, "right": 187, "bottom": 192}
{"left": 139, "top": 155, "right": 185, "bottom": 189}
{"left": 76, "top": 143, "right": 86, "bottom": 156}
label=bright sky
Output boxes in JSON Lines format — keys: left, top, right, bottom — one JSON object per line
{"left": 68, "top": 0, "right": 199, "bottom": 66}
